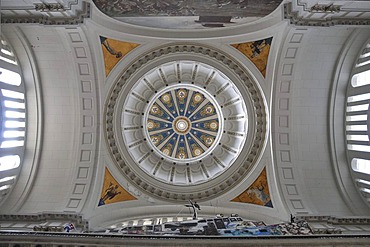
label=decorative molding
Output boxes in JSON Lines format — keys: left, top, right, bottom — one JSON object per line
{"left": 34, "top": 3, "right": 65, "bottom": 12}
{"left": 62, "top": 27, "right": 98, "bottom": 212}
{"left": 297, "top": 215, "right": 370, "bottom": 225}
{"left": 309, "top": 4, "right": 341, "bottom": 13}
{"left": 296, "top": 215, "right": 370, "bottom": 234}
{"left": 1, "top": 2, "right": 90, "bottom": 25}
{"left": 2, "top": 232, "right": 370, "bottom": 246}
{"left": 284, "top": 2, "right": 370, "bottom": 27}
{"left": 0, "top": 213, "right": 88, "bottom": 231}
{"left": 273, "top": 28, "right": 310, "bottom": 215}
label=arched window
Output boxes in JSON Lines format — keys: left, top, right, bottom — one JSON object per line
{"left": 0, "top": 37, "right": 26, "bottom": 202}
{"left": 346, "top": 41, "right": 370, "bottom": 202}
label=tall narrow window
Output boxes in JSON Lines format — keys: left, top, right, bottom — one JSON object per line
{"left": 0, "top": 155, "right": 20, "bottom": 171}
{"left": 351, "top": 70, "right": 370, "bottom": 87}
{"left": 0, "top": 68, "right": 21, "bottom": 86}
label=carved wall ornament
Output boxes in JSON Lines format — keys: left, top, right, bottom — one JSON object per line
{"left": 309, "top": 4, "right": 340, "bottom": 13}
{"left": 34, "top": 3, "right": 65, "bottom": 12}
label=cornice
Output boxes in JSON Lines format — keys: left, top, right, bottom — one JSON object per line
{"left": 284, "top": 2, "right": 370, "bottom": 27}
{"left": 1, "top": 1, "right": 90, "bottom": 25}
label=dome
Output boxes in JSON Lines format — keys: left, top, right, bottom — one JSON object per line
{"left": 105, "top": 45, "right": 267, "bottom": 202}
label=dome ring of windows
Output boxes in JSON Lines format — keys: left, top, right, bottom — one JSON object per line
{"left": 105, "top": 44, "right": 267, "bottom": 202}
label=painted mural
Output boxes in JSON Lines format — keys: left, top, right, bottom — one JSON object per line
{"left": 100, "top": 36, "right": 140, "bottom": 76}
{"left": 231, "top": 167, "right": 273, "bottom": 207}
{"left": 232, "top": 37, "right": 272, "bottom": 77}
{"left": 98, "top": 168, "right": 137, "bottom": 206}
{"left": 92, "top": 1, "right": 283, "bottom": 29}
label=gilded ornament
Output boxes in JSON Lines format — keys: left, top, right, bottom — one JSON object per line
{"left": 201, "top": 135, "right": 214, "bottom": 147}
{"left": 177, "top": 89, "right": 187, "bottom": 104}
{"left": 191, "top": 144, "right": 203, "bottom": 156}
{"left": 161, "top": 144, "right": 173, "bottom": 156}
{"left": 177, "top": 147, "right": 187, "bottom": 159}
{"left": 151, "top": 135, "right": 164, "bottom": 146}
{"left": 150, "top": 104, "right": 163, "bottom": 116}
{"left": 200, "top": 105, "right": 214, "bottom": 116}
{"left": 191, "top": 93, "right": 203, "bottom": 107}
{"left": 161, "top": 93, "right": 173, "bottom": 107}
{"left": 147, "top": 120, "right": 160, "bottom": 130}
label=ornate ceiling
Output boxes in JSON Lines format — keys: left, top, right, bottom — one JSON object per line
{"left": 105, "top": 46, "right": 267, "bottom": 202}
{"left": 92, "top": 0, "right": 283, "bottom": 29}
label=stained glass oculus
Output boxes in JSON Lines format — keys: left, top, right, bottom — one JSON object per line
{"left": 144, "top": 85, "right": 223, "bottom": 162}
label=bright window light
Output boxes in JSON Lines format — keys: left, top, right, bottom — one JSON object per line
{"left": 347, "top": 135, "right": 369, "bottom": 142}
{"left": 348, "top": 93, "right": 370, "bottom": 103}
{"left": 1, "top": 89, "right": 24, "bottom": 99}
{"left": 0, "top": 176, "right": 15, "bottom": 183}
{"left": 0, "top": 68, "right": 21, "bottom": 86}
{"left": 346, "top": 125, "right": 367, "bottom": 131}
{"left": 3, "top": 131, "right": 25, "bottom": 138}
{"left": 346, "top": 115, "right": 367, "bottom": 121}
{"left": 4, "top": 100, "right": 25, "bottom": 109}
{"left": 5, "top": 111, "right": 25, "bottom": 119}
{"left": 351, "top": 70, "right": 370, "bottom": 87}
{"left": 348, "top": 144, "right": 370, "bottom": 152}
{"left": 0, "top": 48, "right": 12, "bottom": 56}
{"left": 352, "top": 158, "right": 370, "bottom": 174}
{"left": 0, "top": 56, "right": 17, "bottom": 65}
{"left": 0, "top": 185, "right": 11, "bottom": 191}
{"left": 346, "top": 104, "right": 369, "bottom": 112}
{"left": 0, "top": 40, "right": 25, "bottom": 200}
{"left": 5, "top": 121, "right": 25, "bottom": 128}
{"left": 361, "top": 188, "right": 370, "bottom": 194}
{"left": 356, "top": 60, "right": 370, "bottom": 68}
{"left": 143, "top": 220, "right": 153, "bottom": 226}
{"left": 1, "top": 140, "right": 24, "bottom": 148}
{"left": 357, "top": 179, "right": 370, "bottom": 186}
{"left": 0, "top": 155, "right": 20, "bottom": 171}
{"left": 361, "top": 50, "right": 370, "bottom": 59}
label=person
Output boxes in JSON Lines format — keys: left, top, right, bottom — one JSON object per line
{"left": 250, "top": 38, "right": 272, "bottom": 58}
{"left": 98, "top": 183, "right": 122, "bottom": 206}
{"left": 64, "top": 223, "right": 75, "bottom": 232}
{"left": 185, "top": 200, "right": 201, "bottom": 220}
{"left": 100, "top": 36, "right": 122, "bottom": 58}
{"left": 290, "top": 214, "right": 296, "bottom": 223}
